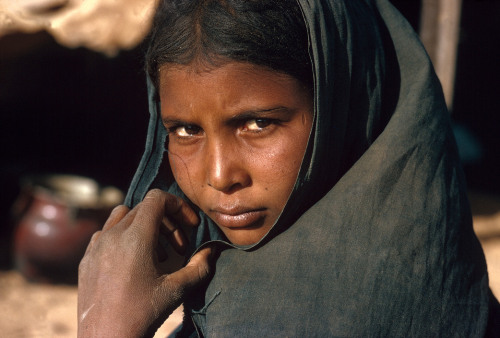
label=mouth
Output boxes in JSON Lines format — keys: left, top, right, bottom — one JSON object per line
{"left": 210, "top": 207, "right": 266, "bottom": 229}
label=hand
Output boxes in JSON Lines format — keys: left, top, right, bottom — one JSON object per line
{"left": 77, "top": 189, "right": 214, "bottom": 337}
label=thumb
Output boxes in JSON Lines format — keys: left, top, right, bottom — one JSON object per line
{"left": 146, "top": 247, "right": 216, "bottom": 336}
{"left": 157, "top": 246, "right": 216, "bottom": 307}
{"left": 180, "top": 246, "right": 215, "bottom": 288}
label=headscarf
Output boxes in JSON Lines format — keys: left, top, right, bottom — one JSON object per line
{"left": 126, "top": 0, "right": 497, "bottom": 335}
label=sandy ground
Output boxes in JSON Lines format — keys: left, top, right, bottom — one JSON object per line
{"left": 0, "top": 191, "right": 499, "bottom": 337}
{"left": 469, "top": 191, "right": 500, "bottom": 300}
{"left": 0, "top": 271, "right": 184, "bottom": 337}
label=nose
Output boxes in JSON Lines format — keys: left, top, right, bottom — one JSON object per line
{"left": 205, "top": 139, "right": 251, "bottom": 193}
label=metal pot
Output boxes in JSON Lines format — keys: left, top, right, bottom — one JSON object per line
{"left": 12, "top": 174, "right": 123, "bottom": 284}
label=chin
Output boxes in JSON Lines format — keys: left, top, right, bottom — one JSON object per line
{"left": 222, "top": 228, "right": 270, "bottom": 246}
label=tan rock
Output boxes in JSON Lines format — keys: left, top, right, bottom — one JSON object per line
{"left": 0, "top": 0, "right": 157, "bottom": 55}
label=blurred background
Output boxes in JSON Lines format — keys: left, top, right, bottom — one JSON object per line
{"left": 0, "top": 0, "right": 499, "bottom": 336}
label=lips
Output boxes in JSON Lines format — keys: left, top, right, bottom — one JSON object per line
{"left": 210, "top": 207, "right": 266, "bottom": 229}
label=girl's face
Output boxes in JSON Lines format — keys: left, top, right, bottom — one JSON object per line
{"left": 159, "top": 62, "right": 313, "bottom": 245}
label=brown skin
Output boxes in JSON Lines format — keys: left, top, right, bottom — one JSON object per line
{"left": 77, "top": 189, "right": 214, "bottom": 337}
{"left": 77, "top": 62, "right": 313, "bottom": 336}
{"left": 160, "top": 62, "right": 313, "bottom": 245}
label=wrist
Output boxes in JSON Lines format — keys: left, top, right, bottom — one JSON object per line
{"left": 78, "top": 306, "right": 155, "bottom": 338}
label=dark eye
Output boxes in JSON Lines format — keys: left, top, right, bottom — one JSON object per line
{"left": 173, "top": 125, "right": 201, "bottom": 137}
{"left": 244, "top": 119, "right": 272, "bottom": 131}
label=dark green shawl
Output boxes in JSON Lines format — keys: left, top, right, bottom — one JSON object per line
{"left": 126, "top": 0, "right": 496, "bottom": 335}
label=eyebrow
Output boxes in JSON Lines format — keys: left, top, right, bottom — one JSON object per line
{"left": 228, "top": 107, "right": 291, "bottom": 121}
{"left": 162, "top": 106, "right": 293, "bottom": 126}
{"left": 161, "top": 117, "right": 188, "bottom": 126}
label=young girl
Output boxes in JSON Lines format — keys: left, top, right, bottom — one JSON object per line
{"left": 78, "top": 0, "right": 499, "bottom": 336}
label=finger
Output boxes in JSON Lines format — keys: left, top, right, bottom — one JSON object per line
{"left": 164, "top": 246, "right": 215, "bottom": 292}
{"left": 132, "top": 189, "right": 198, "bottom": 243}
{"left": 84, "top": 230, "right": 101, "bottom": 255}
{"left": 132, "top": 189, "right": 170, "bottom": 242}
{"left": 157, "top": 233, "right": 169, "bottom": 262}
{"left": 165, "top": 198, "right": 199, "bottom": 229}
{"left": 102, "top": 205, "right": 130, "bottom": 231}
{"left": 153, "top": 246, "right": 216, "bottom": 315}
{"left": 160, "top": 218, "right": 188, "bottom": 255}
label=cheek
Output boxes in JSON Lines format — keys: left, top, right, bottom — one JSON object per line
{"left": 253, "top": 134, "right": 309, "bottom": 199}
{"left": 167, "top": 150, "right": 199, "bottom": 201}
{"left": 260, "top": 146, "right": 300, "bottom": 179}
{"left": 274, "top": 124, "right": 311, "bottom": 192}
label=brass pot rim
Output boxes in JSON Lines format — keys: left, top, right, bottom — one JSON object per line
{"left": 21, "top": 174, "right": 123, "bottom": 209}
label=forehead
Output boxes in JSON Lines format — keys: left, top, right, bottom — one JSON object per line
{"left": 159, "top": 62, "right": 301, "bottom": 91}
{"left": 158, "top": 62, "right": 312, "bottom": 116}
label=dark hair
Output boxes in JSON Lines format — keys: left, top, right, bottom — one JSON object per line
{"left": 145, "top": 0, "right": 312, "bottom": 92}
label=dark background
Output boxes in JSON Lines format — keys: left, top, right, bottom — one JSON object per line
{"left": 1, "top": 0, "right": 499, "bottom": 268}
